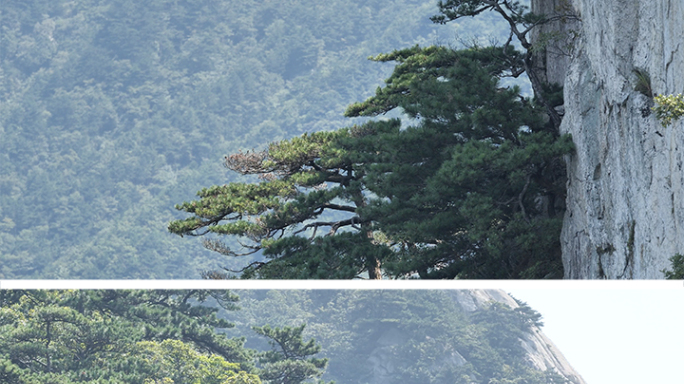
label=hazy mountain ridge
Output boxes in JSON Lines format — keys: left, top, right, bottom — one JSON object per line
{"left": 223, "top": 289, "right": 586, "bottom": 384}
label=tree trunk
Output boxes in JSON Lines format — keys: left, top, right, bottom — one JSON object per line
{"left": 366, "top": 254, "right": 382, "bottom": 280}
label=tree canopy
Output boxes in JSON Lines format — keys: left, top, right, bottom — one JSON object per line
{"left": 0, "top": 290, "right": 330, "bottom": 384}
{"left": 252, "top": 324, "right": 330, "bottom": 384}
{"left": 171, "top": 41, "right": 573, "bottom": 279}
{"left": 168, "top": 127, "right": 389, "bottom": 279}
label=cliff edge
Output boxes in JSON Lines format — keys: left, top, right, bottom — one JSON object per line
{"left": 556, "top": 0, "right": 684, "bottom": 278}
{"left": 449, "top": 290, "right": 587, "bottom": 384}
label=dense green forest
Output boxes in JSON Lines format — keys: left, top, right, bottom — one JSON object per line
{"left": 0, "top": 289, "right": 572, "bottom": 383}
{"left": 0, "top": 0, "right": 518, "bottom": 279}
{"left": 0, "top": 290, "right": 329, "bottom": 384}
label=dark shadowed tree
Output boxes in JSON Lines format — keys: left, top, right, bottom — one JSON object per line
{"left": 170, "top": 43, "right": 573, "bottom": 279}
{"left": 341, "top": 45, "right": 573, "bottom": 278}
{"left": 431, "top": 0, "right": 579, "bottom": 131}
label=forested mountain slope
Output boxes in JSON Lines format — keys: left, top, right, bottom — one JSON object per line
{"left": 0, "top": 289, "right": 585, "bottom": 383}
{"left": 223, "top": 289, "right": 586, "bottom": 384}
{"left": 0, "top": 0, "right": 511, "bottom": 278}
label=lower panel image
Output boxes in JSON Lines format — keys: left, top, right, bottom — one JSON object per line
{"left": 0, "top": 289, "right": 587, "bottom": 384}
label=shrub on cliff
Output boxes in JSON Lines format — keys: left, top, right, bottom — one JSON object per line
{"left": 653, "top": 94, "right": 684, "bottom": 127}
{"left": 662, "top": 253, "right": 684, "bottom": 279}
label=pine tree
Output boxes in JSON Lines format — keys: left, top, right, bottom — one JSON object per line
{"left": 252, "top": 324, "right": 330, "bottom": 384}
{"left": 171, "top": 44, "right": 572, "bottom": 279}
{"left": 169, "top": 3, "right": 576, "bottom": 279}
{"left": 0, "top": 290, "right": 260, "bottom": 382}
{"left": 431, "top": 0, "right": 579, "bottom": 131}
{"left": 169, "top": 129, "right": 389, "bottom": 279}
{"left": 342, "top": 45, "right": 573, "bottom": 278}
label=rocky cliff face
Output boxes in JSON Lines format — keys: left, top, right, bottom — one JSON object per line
{"left": 450, "top": 290, "right": 586, "bottom": 384}
{"left": 555, "top": 0, "right": 684, "bottom": 278}
{"left": 530, "top": 0, "right": 578, "bottom": 87}
{"left": 368, "top": 290, "right": 586, "bottom": 384}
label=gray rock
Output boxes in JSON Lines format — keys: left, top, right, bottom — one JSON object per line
{"left": 530, "top": 0, "right": 580, "bottom": 87}
{"left": 450, "top": 290, "right": 586, "bottom": 384}
{"left": 552, "top": 0, "right": 684, "bottom": 278}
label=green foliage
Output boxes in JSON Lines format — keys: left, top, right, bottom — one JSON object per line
{"left": 0, "top": 359, "right": 24, "bottom": 383}
{"left": 0, "top": 290, "right": 252, "bottom": 382}
{"left": 653, "top": 94, "right": 684, "bottom": 127}
{"left": 169, "top": 128, "right": 389, "bottom": 279}
{"left": 135, "top": 339, "right": 262, "bottom": 384}
{"left": 0, "top": 0, "right": 462, "bottom": 279}
{"left": 470, "top": 301, "right": 539, "bottom": 362}
{"left": 173, "top": 43, "right": 573, "bottom": 279}
{"left": 2, "top": 289, "right": 569, "bottom": 384}
{"left": 662, "top": 253, "right": 684, "bottom": 279}
{"left": 3, "top": 0, "right": 571, "bottom": 279}
{"left": 0, "top": 290, "right": 335, "bottom": 383}
{"left": 431, "top": 0, "right": 535, "bottom": 26}
{"left": 343, "top": 46, "right": 573, "bottom": 279}
{"left": 252, "top": 325, "right": 330, "bottom": 384}
{"left": 633, "top": 68, "right": 653, "bottom": 98}
{"left": 430, "top": 0, "right": 579, "bottom": 132}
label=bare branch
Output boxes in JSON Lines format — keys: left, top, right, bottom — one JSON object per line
{"left": 307, "top": 160, "right": 323, "bottom": 172}
{"left": 292, "top": 216, "right": 366, "bottom": 236}
{"left": 324, "top": 171, "right": 355, "bottom": 185}
{"left": 224, "top": 149, "right": 270, "bottom": 175}
{"left": 202, "top": 238, "right": 261, "bottom": 257}
{"left": 330, "top": 217, "right": 364, "bottom": 235}
{"left": 320, "top": 203, "right": 357, "bottom": 213}
{"left": 223, "top": 261, "right": 267, "bottom": 274}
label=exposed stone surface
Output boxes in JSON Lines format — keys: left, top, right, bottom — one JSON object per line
{"left": 557, "top": 0, "right": 684, "bottom": 278}
{"left": 530, "top": 0, "right": 580, "bottom": 86}
{"left": 453, "top": 290, "right": 587, "bottom": 384}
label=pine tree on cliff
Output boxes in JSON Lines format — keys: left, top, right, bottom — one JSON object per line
{"left": 432, "top": 0, "right": 579, "bottom": 131}
{"left": 169, "top": 2, "right": 574, "bottom": 279}
{"left": 342, "top": 45, "right": 573, "bottom": 278}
